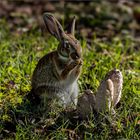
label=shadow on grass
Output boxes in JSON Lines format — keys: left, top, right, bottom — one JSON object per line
{"left": 1, "top": 91, "right": 123, "bottom": 139}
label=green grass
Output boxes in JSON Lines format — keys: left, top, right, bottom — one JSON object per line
{"left": 0, "top": 19, "right": 140, "bottom": 139}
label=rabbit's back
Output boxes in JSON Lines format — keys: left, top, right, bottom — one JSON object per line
{"left": 32, "top": 51, "right": 59, "bottom": 90}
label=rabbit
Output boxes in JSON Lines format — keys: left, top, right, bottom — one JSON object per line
{"left": 77, "top": 69, "right": 123, "bottom": 118}
{"left": 31, "top": 13, "right": 82, "bottom": 109}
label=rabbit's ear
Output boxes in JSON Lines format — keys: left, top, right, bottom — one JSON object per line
{"left": 43, "top": 13, "right": 65, "bottom": 41}
{"left": 67, "top": 16, "right": 76, "bottom": 36}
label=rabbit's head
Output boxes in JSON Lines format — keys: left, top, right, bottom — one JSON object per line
{"left": 43, "top": 13, "right": 82, "bottom": 61}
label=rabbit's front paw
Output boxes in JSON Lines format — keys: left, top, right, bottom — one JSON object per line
{"left": 70, "top": 60, "right": 80, "bottom": 68}
{"left": 78, "top": 59, "right": 83, "bottom": 66}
